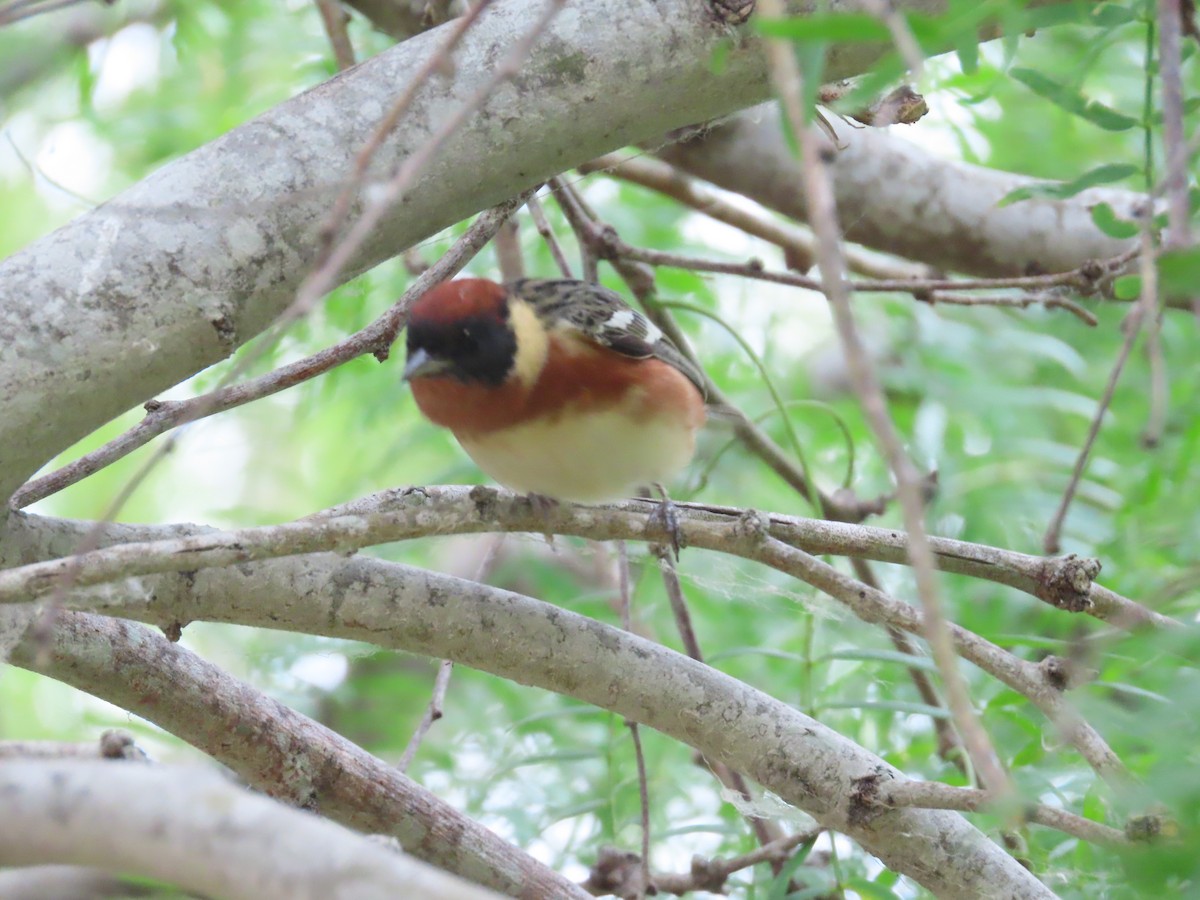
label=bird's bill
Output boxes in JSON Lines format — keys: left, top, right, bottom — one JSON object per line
{"left": 402, "top": 348, "right": 453, "bottom": 381}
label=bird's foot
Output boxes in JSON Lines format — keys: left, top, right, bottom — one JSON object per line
{"left": 526, "top": 492, "right": 559, "bottom": 548}
{"left": 648, "top": 483, "right": 683, "bottom": 560}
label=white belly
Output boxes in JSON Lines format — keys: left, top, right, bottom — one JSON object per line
{"left": 459, "top": 408, "right": 698, "bottom": 503}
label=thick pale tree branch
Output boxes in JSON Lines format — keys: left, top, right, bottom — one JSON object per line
{"left": 0, "top": 504, "right": 1139, "bottom": 790}
{"left": 1, "top": 488, "right": 1166, "bottom": 629}
{"left": 0, "top": 0, "right": 1076, "bottom": 501}
{"left": 7, "top": 558, "right": 1053, "bottom": 898}
{"left": 0, "top": 866, "right": 147, "bottom": 900}
{"left": 659, "top": 107, "right": 1146, "bottom": 278}
{"left": 4, "top": 491, "right": 1132, "bottom": 781}
{"left": 0, "top": 760, "right": 505, "bottom": 900}
{"left": 8, "top": 610, "right": 590, "bottom": 899}
{"left": 0, "top": 0, "right": 166, "bottom": 97}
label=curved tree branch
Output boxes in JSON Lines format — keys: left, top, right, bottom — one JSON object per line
{"left": 7, "top": 557, "right": 1054, "bottom": 898}
{"left": 8, "top": 610, "right": 590, "bottom": 899}
{"left": 0, "top": 760, "right": 505, "bottom": 900}
{"left": 0, "top": 0, "right": 1078, "bottom": 501}
{"left": 1, "top": 488, "right": 1165, "bottom": 629}
{"left": 659, "top": 106, "right": 1146, "bottom": 278}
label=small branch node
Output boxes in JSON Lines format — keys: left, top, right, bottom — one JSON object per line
{"left": 1037, "top": 554, "right": 1101, "bottom": 612}
{"left": 848, "top": 766, "right": 893, "bottom": 826}
{"left": 733, "top": 508, "right": 772, "bottom": 545}
{"left": 1038, "top": 655, "right": 1097, "bottom": 692}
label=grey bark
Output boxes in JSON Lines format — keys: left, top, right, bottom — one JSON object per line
{"left": 660, "top": 108, "right": 1144, "bottom": 277}
{"left": 0, "top": 0, "right": 964, "bottom": 501}
{"left": 5, "top": 513, "right": 1056, "bottom": 900}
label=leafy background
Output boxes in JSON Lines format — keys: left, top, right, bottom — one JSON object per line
{"left": 1, "top": 1, "right": 1197, "bottom": 897}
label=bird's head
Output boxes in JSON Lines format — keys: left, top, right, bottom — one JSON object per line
{"left": 403, "top": 279, "right": 548, "bottom": 388}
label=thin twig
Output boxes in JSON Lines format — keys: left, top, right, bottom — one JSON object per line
{"left": 315, "top": 0, "right": 356, "bottom": 70}
{"left": 493, "top": 217, "right": 525, "bottom": 281}
{"left": 549, "top": 177, "right": 600, "bottom": 282}
{"left": 875, "top": 781, "right": 1131, "bottom": 847}
{"left": 10, "top": 194, "right": 529, "bottom": 510}
{"left": 525, "top": 193, "right": 574, "bottom": 277}
{"left": 656, "top": 549, "right": 703, "bottom": 661}
{"left": 858, "top": 0, "right": 925, "bottom": 85}
{"left": 1043, "top": 225, "right": 1157, "bottom": 554}
{"left": 758, "top": 0, "right": 1011, "bottom": 797}
{"left": 926, "top": 290, "right": 1097, "bottom": 325}
{"left": 851, "top": 557, "right": 967, "bottom": 775}
{"left": 1142, "top": 310, "right": 1167, "bottom": 447}
{"left": 397, "top": 535, "right": 504, "bottom": 771}
{"left": 655, "top": 546, "right": 790, "bottom": 858}
{"left": 1158, "top": 0, "right": 1194, "bottom": 254}
{"left": 315, "top": 0, "right": 495, "bottom": 262}
{"left": 616, "top": 543, "right": 652, "bottom": 900}
{"left": 297, "top": 0, "right": 564, "bottom": 328}
{"left": 609, "top": 240, "right": 1136, "bottom": 306}
{"left": 397, "top": 658, "right": 454, "bottom": 772}
{"left": 584, "top": 827, "right": 824, "bottom": 897}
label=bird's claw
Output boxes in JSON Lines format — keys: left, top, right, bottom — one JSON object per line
{"left": 649, "top": 483, "right": 683, "bottom": 560}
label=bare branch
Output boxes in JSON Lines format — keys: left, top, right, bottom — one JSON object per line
{"left": 761, "top": 0, "right": 1004, "bottom": 797}
{"left": 315, "top": 0, "right": 356, "bottom": 69}
{"left": 865, "top": 778, "right": 1131, "bottom": 847}
{"left": 1043, "top": 226, "right": 1158, "bottom": 554}
{"left": 5, "top": 490, "right": 1136, "bottom": 784}
{"left": 10, "top": 552, "right": 1055, "bottom": 897}
{"left": 659, "top": 106, "right": 1146, "bottom": 278}
{"left": 0, "top": 759, "right": 506, "bottom": 899}
{"left": 397, "top": 658, "right": 455, "bottom": 773}
{"left": 10, "top": 609, "right": 589, "bottom": 898}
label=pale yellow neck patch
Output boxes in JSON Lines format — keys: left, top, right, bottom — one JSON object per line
{"left": 507, "top": 297, "right": 550, "bottom": 388}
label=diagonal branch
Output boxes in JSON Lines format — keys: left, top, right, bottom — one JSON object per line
{"left": 9, "top": 553, "right": 1055, "bottom": 898}
{"left": 9, "top": 609, "right": 589, "bottom": 898}
{"left": 0, "top": 759, "right": 506, "bottom": 899}
{"left": 0, "top": 0, "right": 1081, "bottom": 499}
{"left": 3, "top": 490, "right": 1134, "bottom": 785}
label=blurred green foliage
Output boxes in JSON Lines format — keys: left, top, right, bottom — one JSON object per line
{"left": 1, "top": 0, "right": 1198, "bottom": 897}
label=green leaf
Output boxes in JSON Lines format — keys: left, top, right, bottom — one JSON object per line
{"left": 1010, "top": 68, "right": 1140, "bottom": 130}
{"left": 956, "top": 39, "right": 980, "bottom": 75}
{"left": 1088, "top": 3, "right": 1140, "bottom": 27}
{"left": 765, "top": 840, "right": 819, "bottom": 900}
{"left": 843, "top": 877, "right": 904, "bottom": 900}
{"left": 819, "top": 700, "right": 952, "bottom": 719}
{"left": 1112, "top": 274, "right": 1142, "bottom": 299}
{"left": 1158, "top": 247, "right": 1200, "bottom": 298}
{"left": 708, "top": 647, "right": 809, "bottom": 665}
{"left": 818, "top": 649, "right": 939, "bottom": 671}
{"left": 999, "top": 164, "right": 1140, "bottom": 206}
{"left": 1091, "top": 202, "right": 1141, "bottom": 238}
{"left": 754, "top": 13, "right": 889, "bottom": 42}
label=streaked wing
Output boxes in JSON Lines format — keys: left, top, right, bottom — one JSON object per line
{"left": 509, "top": 278, "right": 707, "bottom": 396}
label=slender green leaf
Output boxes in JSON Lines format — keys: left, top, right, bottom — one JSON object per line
{"left": 819, "top": 700, "right": 952, "bottom": 719}
{"left": 1112, "top": 274, "right": 1142, "bottom": 299}
{"left": 1091, "top": 202, "right": 1141, "bottom": 238}
{"left": 817, "top": 649, "right": 939, "bottom": 671}
{"left": 843, "top": 877, "right": 904, "bottom": 900}
{"left": 999, "top": 163, "right": 1139, "bottom": 206}
{"left": 1010, "top": 68, "right": 1139, "bottom": 130}
{"left": 754, "top": 14, "right": 889, "bottom": 42}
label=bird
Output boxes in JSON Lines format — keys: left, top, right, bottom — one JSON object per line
{"left": 403, "top": 277, "right": 707, "bottom": 505}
